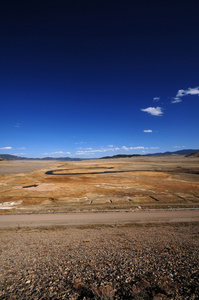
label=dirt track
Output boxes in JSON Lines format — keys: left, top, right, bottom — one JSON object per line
{"left": 0, "top": 209, "right": 199, "bottom": 228}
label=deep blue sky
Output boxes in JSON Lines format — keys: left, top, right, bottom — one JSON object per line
{"left": 1, "top": 0, "right": 199, "bottom": 158}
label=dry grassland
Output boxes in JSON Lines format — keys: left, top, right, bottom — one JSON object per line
{"left": 0, "top": 156, "right": 199, "bottom": 213}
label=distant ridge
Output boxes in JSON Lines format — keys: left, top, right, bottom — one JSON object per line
{"left": 100, "top": 149, "right": 199, "bottom": 159}
{"left": 0, "top": 154, "right": 27, "bottom": 160}
{"left": 0, "top": 154, "right": 82, "bottom": 161}
{"left": 1, "top": 149, "right": 199, "bottom": 161}
{"left": 185, "top": 151, "right": 199, "bottom": 157}
{"left": 149, "top": 149, "right": 199, "bottom": 156}
{"left": 100, "top": 154, "right": 142, "bottom": 159}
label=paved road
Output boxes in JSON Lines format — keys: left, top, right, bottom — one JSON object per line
{"left": 0, "top": 209, "right": 199, "bottom": 228}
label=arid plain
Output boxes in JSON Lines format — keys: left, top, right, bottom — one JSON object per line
{"left": 0, "top": 156, "right": 199, "bottom": 213}
{"left": 1, "top": 156, "right": 199, "bottom": 299}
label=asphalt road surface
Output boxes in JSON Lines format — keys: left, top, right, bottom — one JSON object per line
{"left": 0, "top": 209, "right": 199, "bottom": 228}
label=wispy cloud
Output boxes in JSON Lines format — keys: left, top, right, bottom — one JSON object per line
{"left": 52, "top": 151, "right": 65, "bottom": 154}
{"left": 75, "top": 145, "right": 154, "bottom": 156}
{"left": 143, "top": 130, "right": 153, "bottom": 133}
{"left": 153, "top": 97, "right": 160, "bottom": 102}
{"left": 14, "top": 123, "right": 20, "bottom": 128}
{"left": 0, "top": 146, "right": 12, "bottom": 150}
{"left": 122, "top": 146, "right": 145, "bottom": 150}
{"left": 171, "top": 98, "right": 182, "bottom": 103}
{"left": 18, "top": 147, "right": 26, "bottom": 150}
{"left": 76, "top": 148, "right": 114, "bottom": 155}
{"left": 172, "top": 86, "right": 199, "bottom": 103}
{"left": 121, "top": 146, "right": 129, "bottom": 151}
{"left": 43, "top": 151, "right": 71, "bottom": 156}
{"left": 141, "top": 106, "right": 163, "bottom": 116}
{"left": 149, "top": 147, "right": 159, "bottom": 150}
{"left": 173, "top": 145, "right": 186, "bottom": 149}
{"left": 75, "top": 142, "right": 86, "bottom": 145}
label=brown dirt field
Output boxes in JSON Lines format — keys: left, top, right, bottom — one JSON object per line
{"left": 0, "top": 156, "right": 199, "bottom": 213}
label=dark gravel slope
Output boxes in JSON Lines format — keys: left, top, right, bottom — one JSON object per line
{"left": 0, "top": 223, "right": 198, "bottom": 299}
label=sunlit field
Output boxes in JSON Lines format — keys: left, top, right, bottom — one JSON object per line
{"left": 0, "top": 156, "right": 199, "bottom": 213}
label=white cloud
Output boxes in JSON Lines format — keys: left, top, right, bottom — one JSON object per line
{"left": 143, "top": 130, "right": 153, "bottom": 133}
{"left": 76, "top": 150, "right": 99, "bottom": 156}
{"left": 76, "top": 148, "right": 110, "bottom": 155}
{"left": 131, "top": 146, "right": 145, "bottom": 150}
{"left": 0, "top": 146, "right": 12, "bottom": 150}
{"left": 108, "top": 145, "right": 114, "bottom": 147}
{"left": 75, "top": 146, "right": 119, "bottom": 156}
{"left": 172, "top": 86, "right": 199, "bottom": 103}
{"left": 121, "top": 146, "right": 129, "bottom": 151}
{"left": 75, "top": 145, "right": 158, "bottom": 156}
{"left": 43, "top": 151, "right": 71, "bottom": 156}
{"left": 176, "top": 87, "right": 199, "bottom": 97}
{"left": 18, "top": 147, "right": 26, "bottom": 150}
{"left": 121, "top": 146, "right": 145, "bottom": 151}
{"left": 141, "top": 106, "right": 163, "bottom": 116}
{"left": 173, "top": 146, "right": 186, "bottom": 149}
{"left": 14, "top": 123, "right": 20, "bottom": 128}
{"left": 75, "top": 142, "right": 86, "bottom": 145}
{"left": 171, "top": 97, "right": 182, "bottom": 104}
{"left": 53, "top": 151, "right": 64, "bottom": 154}
{"left": 176, "top": 89, "right": 185, "bottom": 98}
{"left": 153, "top": 97, "right": 160, "bottom": 101}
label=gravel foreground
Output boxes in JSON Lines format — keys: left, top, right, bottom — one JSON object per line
{"left": 0, "top": 223, "right": 198, "bottom": 300}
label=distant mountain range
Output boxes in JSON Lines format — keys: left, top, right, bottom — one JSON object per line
{"left": 0, "top": 154, "right": 82, "bottom": 161}
{"left": 0, "top": 149, "right": 199, "bottom": 161}
{"left": 149, "top": 149, "right": 199, "bottom": 156}
{"left": 101, "top": 149, "right": 199, "bottom": 159}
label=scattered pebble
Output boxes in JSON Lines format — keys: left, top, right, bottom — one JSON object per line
{"left": 0, "top": 224, "right": 198, "bottom": 299}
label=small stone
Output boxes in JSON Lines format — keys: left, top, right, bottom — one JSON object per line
{"left": 26, "top": 280, "right": 31, "bottom": 284}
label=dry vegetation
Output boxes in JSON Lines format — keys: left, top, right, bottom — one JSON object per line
{"left": 0, "top": 156, "right": 199, "bottom": 213}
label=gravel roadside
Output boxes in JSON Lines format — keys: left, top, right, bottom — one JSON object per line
{"left": 0, "top": 223, "right": 198, "bottom": 299}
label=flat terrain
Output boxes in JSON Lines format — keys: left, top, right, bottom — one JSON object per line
{"left": 1, "top": 157, "right": 199, "bottom": 299}
{"left": 0, "top": 223, "right": 198, "bottom": 299}
{"left": 0, "top": 160, "right": 59, "bottom": 175}
{"left": 0, "top": 156, "right": 199, "bottom": 213}
{"left": 0, "top": 209, "right": 199, "bottom": 228}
